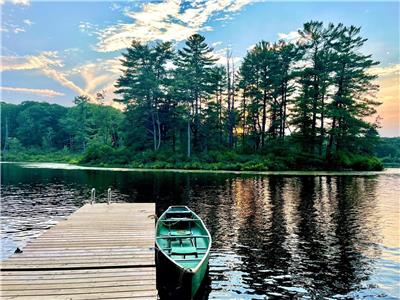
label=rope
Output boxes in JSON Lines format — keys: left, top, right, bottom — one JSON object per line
{"left": 148, "top": 214, "right": 158, "bottom": 220}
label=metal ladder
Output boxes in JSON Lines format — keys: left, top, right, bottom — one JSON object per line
{"left": 90, "top": 188, "right": 112, "bottom": 204}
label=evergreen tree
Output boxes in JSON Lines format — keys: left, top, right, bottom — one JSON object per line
{"left": 115, "top": 41, "right": 174, "bottom": 151}
{"left": 176, "top": 34, "right": 217, "bottom": 155}
{"left": 292, "top": 21, "right": 334, "bottom": 153}
{"left": 326, "top": 24, "right": 380, "bottom": 159}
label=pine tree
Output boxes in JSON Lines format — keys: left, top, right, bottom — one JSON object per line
{"left": 293, "top": 21, "right": 334, "bottom": 153}
{"left": 115, "top": 41, "right": 173, "bottom": 151}
{"left": 176, "top": 34, "right": 217, "bottom": 155}
{"left": 326, "top": 24, "right": 380, "bottom": 159}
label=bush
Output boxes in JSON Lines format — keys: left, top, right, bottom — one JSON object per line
{"left": 334, "top": 151, "right": 384, "bottom": 171}
{"left": 81, "top": 142, "right": 114, "bottom": 164}
{"left": 240, "top": 160, "right": 267, "bottom": 171}
{"left": 351, "top": 156, "right": 383, "bottom": 171}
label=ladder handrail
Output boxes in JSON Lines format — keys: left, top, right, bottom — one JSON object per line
{"left": 107, "top": 188, "right": 111, "bottom": 205}
{"left": 90, "top": 188, "right": 96, "bottom": 204}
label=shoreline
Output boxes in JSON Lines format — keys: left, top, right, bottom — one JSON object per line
{"left": 3, "top": 161, "right": 399, "bottom": 176}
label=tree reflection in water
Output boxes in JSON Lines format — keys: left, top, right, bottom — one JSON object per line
{"left": 2, "top": 163, "right": 396, "bottom": 299}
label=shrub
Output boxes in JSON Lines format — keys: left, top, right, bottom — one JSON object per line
{"left": 351, "top": 156, "right": 384, "bottom": 171}
{"left": 240, "top": 160, "right": 267, "bottom": 171}
{"left": 81, "top": 142, "right": 114, "bottom": 164}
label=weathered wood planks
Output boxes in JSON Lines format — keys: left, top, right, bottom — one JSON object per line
{"left": 0, "top": 203, "right": 157, "bottom": 299}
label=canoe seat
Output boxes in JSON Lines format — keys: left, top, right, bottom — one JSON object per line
{"left": 171, "top": 240, "right": 198, "bottom": 258}
{"left": 171, "top": 229, "right": 191, "bottom": 236}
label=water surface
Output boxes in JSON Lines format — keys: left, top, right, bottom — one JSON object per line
{"left": 1, "top": 163, "right": 399, "bottom": 299}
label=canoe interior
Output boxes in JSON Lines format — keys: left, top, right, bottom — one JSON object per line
{"left": 156, "top": 206, "right": 210, "bottom": 270}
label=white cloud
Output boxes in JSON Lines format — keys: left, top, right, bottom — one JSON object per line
{"left": 278, "top": 29, "right": 313, "bottom": 45}
{"left": 1, "top": 51, "right": 95, "bottom": 100}
{"left": 1, "top": 86, "right": 65, "bottom": 97}
{"left": 211, "top": 41, "right": 223, "bottom": 48}
{"left": 278, "top": 30, "right": 301, "bottom": 43}
{"left": 1, "top": 50, "right": 126, "bottom": 104}
{"left": 1, "top": 19, "right": 32, "bottom": 35}
{"left": 213, "top": 47, "right": 242, "bottom": 67}
{"left": 110, "top": 3, "right": 122, "bottom": 11}
{"left": 22, "top": 19, "right": 34, "bottom": 26}
{"left": 0, "top": 0, "right": 29, "bottom": 5}
{"left": 370, "top": 64, "right": 400, "bottom": 78}
{"left": 1, "top": 51, "right": 63, "bottom": 71}
{"left": 41, "top": 68, "right": 91, "bottom": 100}
{"left": 11, "top": 0, "right": 29, "bottom": 5}
{"left": 95, "top": 0, "right": 254, "bottom": 52}
{"left": 246, "top": 44, "right": 255, "bottom": 51}
{"left": 13, "top": 27, "right": 25, "bottom": 34}
{"left": 67, "top": 57, "right": 124, "bottom": 104}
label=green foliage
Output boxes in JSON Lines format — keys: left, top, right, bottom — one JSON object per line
{"left": 1, "top": 22, "right": 387, "bottom": 172}
{"left": 81, "top": 142, "right": 114, "bottom": 164}
{"left": 2, "top": 101, "right": 69, "bottom": 149}
{"left": 374, "top": 137, "right": 400, "bottom": 166}
{"left": 2, "top": 148, "right": 81, "bottom": 163}
{"left": 332, "top": 151, "right": 383, "bottom": 171}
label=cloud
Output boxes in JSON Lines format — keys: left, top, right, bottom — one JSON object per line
{"left": 67, "top": 57, "right": 124, "bottom": 105}
{"left": 246, "top": 44, "right": 255, "bottom": 51}
{"left": 370, "top": 64, "right": 400, "bottom": 78}
{"left": 213, "top": 47, "right": 242, "bottom": 67}
{"left": 95, "top": 0, "right": 254, "bottom": 52}
{"left": 370, "top": 64, "right": 400, "bottom": 137}
{"left": 1, "top": 51, "right": 95, "bottom": 100}
{"left": 22, "top": 19, "right": 34, "bottom": 26}
{"left": 41, "top": 68, "right": 91, "bottom": 100}
{"left": 1, "top": 20, "right": 32, "bottom": 35}
{"left": 1, "top": 50, "right": 126, "bottom": 104}
{"left": 1, "top": 51, "right": 63, "bottom": 71}
{"left": 1, "top": 0, "right": 30, "bottom": 5}
{"left": 211, "top": 41, "right": 223, "bottom": 47}
{"left": 13, "top": 27, "right": 25, "bottom": 34}
{"left": 278, "top": 30, "right": 302, "bottom": 43}
{"left": 1, "top": 86, "right": 65, "bottom": 97}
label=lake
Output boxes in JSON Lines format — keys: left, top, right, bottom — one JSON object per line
{"left": 1, "top": 162, "right": 399, "bottom": 299}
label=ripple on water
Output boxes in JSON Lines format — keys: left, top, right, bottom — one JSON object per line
{"left": 1, "top": 163, "right": 399, "bottom": 299}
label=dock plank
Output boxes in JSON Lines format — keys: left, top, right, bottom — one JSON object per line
{"left": 1, "top": 203, "right": 157, "bottom": 299}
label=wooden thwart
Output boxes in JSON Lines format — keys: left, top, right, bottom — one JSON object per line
{"left": 1, "top": 203, "right": 157, "bottom": 300}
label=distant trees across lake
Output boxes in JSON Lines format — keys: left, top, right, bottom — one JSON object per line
{"left": 1, "top": 21, "right": 392, "bottom": 171}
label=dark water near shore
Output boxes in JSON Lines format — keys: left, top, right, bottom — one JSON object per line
{"left": 1, "top": 163, "right": 399, "bottom": 299}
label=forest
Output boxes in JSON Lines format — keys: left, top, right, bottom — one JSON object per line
{"left": 1, "top": 21, "right": 393, "bottom": 171}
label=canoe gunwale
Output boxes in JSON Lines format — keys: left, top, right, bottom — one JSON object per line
{"left": 155, "top": 206, "right": 212, "bottom": 274}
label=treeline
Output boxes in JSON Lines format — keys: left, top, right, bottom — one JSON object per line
{"left": 375, "top": 138, "right": 400, "bottom": 166}
{"left": 1, "top": 21, "right": 386, "bottom": 171}
{"left": 1, "top": 99, "right": 122, "bottom": 152}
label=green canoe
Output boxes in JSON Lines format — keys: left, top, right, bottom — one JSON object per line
{"left": 155, "top": 206, "right": 211, "bottom": 299}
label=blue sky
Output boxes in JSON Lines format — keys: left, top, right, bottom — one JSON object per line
{"left": 1, "top": 0, "right": 399, "bottom": 136}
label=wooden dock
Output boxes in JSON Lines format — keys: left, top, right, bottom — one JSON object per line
{"left": 0, "top": 203, "right": 157, "bottom": 299}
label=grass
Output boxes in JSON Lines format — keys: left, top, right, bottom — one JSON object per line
{"left": 1, "top": 146, "right": 384, "bottom": 172}
{"left": 2, "top": 149, "right": 82, "bottom": 164}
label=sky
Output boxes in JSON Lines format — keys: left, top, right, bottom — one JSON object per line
{"left": 1, "top": 0, "right": 399, "bottom": 136}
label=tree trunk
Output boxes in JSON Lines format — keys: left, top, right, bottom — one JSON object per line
{"left": 226, "top": 51, "right": 233, "bottom": 149}
{"left": 311, "top": 74, "right": 319, "bottom": 154}
{"left": 261, "top": 89, "right": 267, "bottom": 148}
{"left": 151, "top": 111, "right": 157, "bottom": 151}
{"left": 242, "top": 88, "right": 247, "bottom": 150}
{"left": 3, "top": 118, "right": 8, "bottom": 152}
{"left": 157, "top": 118, "right": 161, "bottom": 151}
{"left": 282, "top": 83, "right": 287, "bottom": 140}
{"left": 218, "top": 88, "right": 223, "bottom": 144}
{"left": 187, "top": 119, "right": 191, "bottom": 158}
{"left": 320, "top": 93, "right": 325, "bottom": 155}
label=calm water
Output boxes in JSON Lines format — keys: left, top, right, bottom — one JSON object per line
{"left": 1, "top": 162, "right": 399, "bottom": 299}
